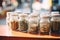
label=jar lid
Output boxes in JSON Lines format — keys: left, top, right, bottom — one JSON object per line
{"left": 52, "top": 14, "right": 60, "bottom": 17}
{"left": 19, "top": 13, "right": 28, "bottom": 17}
{"left": 41, "top": 15, "right": 50, "bottom": 18}
{"left": 51, "top": 11, "right": 60, "bottom": 17}
{"left": 29, "top": 13, "right": 38, "bottom": 17}
{"left": 11, "top": 12, "right": 18, "bottom": 16}
{"left": 51, "top": 14, "right": 60, "bottom": 17}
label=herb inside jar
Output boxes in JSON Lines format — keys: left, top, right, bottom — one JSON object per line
{"left": 40, "top": 22, "right": 50, "bottom": 35}
{"left": 19, "top": 19, "right": 28, "bottom": 32}
{"left": 28, "top": 22, "right": 38, "bottom": 34}
{"left": 11, "top": 21, "right": 18, "bottom": 30}
{"left": 51, "top": 21, "right": 60, "bottom": 33}
{"left": 18, "top": 14, "right": 28, "bottom": 33}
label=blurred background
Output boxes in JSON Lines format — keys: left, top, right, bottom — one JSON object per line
{"left": 0, "top": 0, "right": 60, "bottom": 25}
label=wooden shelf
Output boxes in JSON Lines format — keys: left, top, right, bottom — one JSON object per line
{"left": 11, "top": 30, "right": 60, "bottom": 39}
{"left": 0, "top": 25, "right": 60, "bottom": 39}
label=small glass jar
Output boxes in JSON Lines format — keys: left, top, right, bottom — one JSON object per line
{"left": 18, "top": 13, "right": 28, "bottom": 33}
{"left": 40, "top": 16, "right": 50, "bottom": 35}
{"left": 10, "top": 13, "right": 18, "bottom": 30}
{"left": 6, "top": 12, "right": 12, "bottom": 27}
{"left": 51, "top": 12, "right": 60, "bottom": 36}
{"left": 28, "top": 13, "right": 39, "bottom": 34}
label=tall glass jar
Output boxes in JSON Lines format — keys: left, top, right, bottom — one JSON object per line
{"left": 40, "top": 16, "right": 50, "bottom": 35}
{"left": 28, "top": 13, "right": 39, "bottom": 34}
{"left": 18, "top": 13, "right": 28, "bottom": 33}
{"left": 51, "top": 12, "right": 60, "bottom": 36}
{"left": 10, "top": 13, "right": 18, "bottom": 31}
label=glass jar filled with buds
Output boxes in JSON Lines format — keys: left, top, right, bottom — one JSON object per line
{"left": 18, "top": 13, "right": 28, "bottom": 33}
{"left": 51, "top": 12, "right": 60, "bottom": 36}
{"left": 9, "top": 12, "right": 19, "bottom": 31}
{"left": 28, "top": 13, "right": 39, "bottom": 34}
{"left": 40, "top": 13, "right": 50, "bottom": 35}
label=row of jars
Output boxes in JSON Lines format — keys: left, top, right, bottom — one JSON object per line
{"left": 6, "top": 12, "right": 60, "bottom": 36}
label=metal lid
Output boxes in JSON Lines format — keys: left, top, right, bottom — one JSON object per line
{"left": 41, "top": 15, "right": 50, "bottom": 18}
{"left": 19, "top": 13, "right": 28, "bottom": 17}
{"left": 51, "top": 11, "right": 60, "bottom": 17}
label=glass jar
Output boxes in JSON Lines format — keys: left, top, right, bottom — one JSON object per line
{"left": 6, "top": 12, "right": 13, "bottom": 27}
{"left": 40, "top": 16, "right": 50, "bottom": 35}
{"left": 10, "top": 13, "right": 18, "bottom": 30}
{"left": 51, "top": 12, "right": 60, "bottom": 36}
{"left": 28, "top": 13, "right": 39, "bottom": 34}
{"left": 6, "top": 12, "right": 10, "bottom": 26}
{"left": 18, "top": 13, "right": 28, "bottom": 33}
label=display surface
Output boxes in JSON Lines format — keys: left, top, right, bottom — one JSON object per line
{"left": 0, "top": 25, "right": 60, "bottom": 39}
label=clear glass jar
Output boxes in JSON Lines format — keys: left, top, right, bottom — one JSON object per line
{"left": 6, "top": 12, "right": 12, "bottom": 27}
{"left": 28, "top": 13, "right": 39, "bottom": 34}
{"left": 18, "top": 13, "right": 28, "bottom": 33}
{"left": 40, "top": 16, "right": 50, "bottom": 35}
{"left": 10, "top": 13, "right": 18, "bottom": 30}
{"left": 51, "top": 12, "right": 60, "bottom": 36}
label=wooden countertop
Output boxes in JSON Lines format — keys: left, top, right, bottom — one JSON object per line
{"left": 0, "top": 25, "right": 60, "bottom": 39}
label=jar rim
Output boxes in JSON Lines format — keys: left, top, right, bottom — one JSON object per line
{"left": 51, "top": 14, "right": 60, "bottom": 17}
